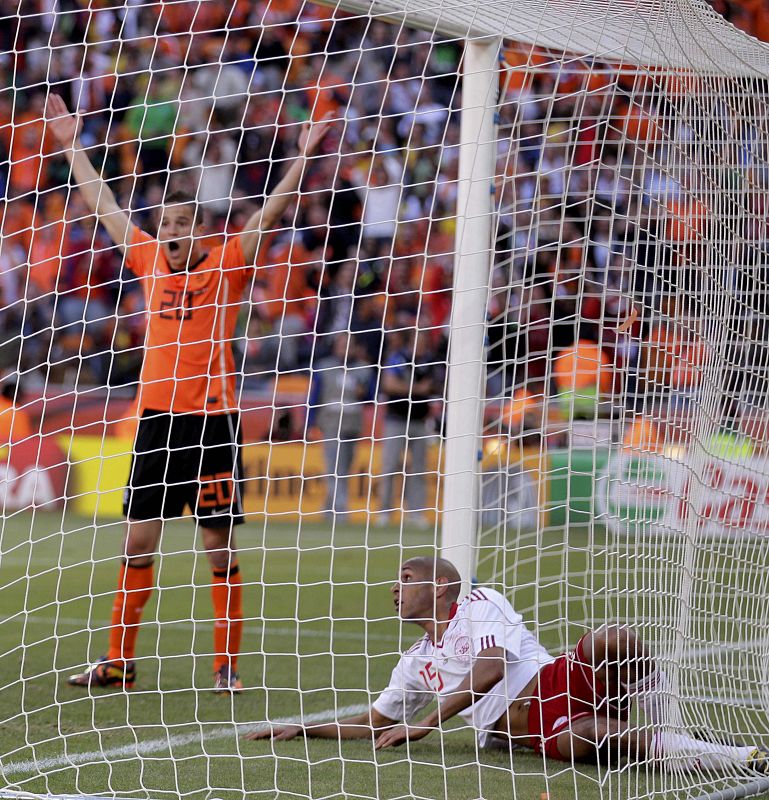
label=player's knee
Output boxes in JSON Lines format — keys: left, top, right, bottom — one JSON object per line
{"left": 123, "top": 535, "right": 158, "bottom": 562}
{"left": 207, "top": 550, "right": 232, "bottom": 572}
{"left": 203, "top": 532, "right": 235, "bottom": 571}
{"left": 124, "top": 520, "right": 161, "bottom": 559}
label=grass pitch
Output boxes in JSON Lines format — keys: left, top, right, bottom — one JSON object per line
{"left": 0, "top": 511, "right": 761, "bottom": 800}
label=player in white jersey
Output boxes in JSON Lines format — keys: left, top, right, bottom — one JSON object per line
{"left": 248, "top": 557, "right": 768, "bottom": 771}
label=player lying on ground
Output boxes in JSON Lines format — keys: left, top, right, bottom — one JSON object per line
{"left": 45, "top": 93, "right": 332, "bottom": 693}
{"left": 249, "top": 556, "right": 768, "bottom": 770}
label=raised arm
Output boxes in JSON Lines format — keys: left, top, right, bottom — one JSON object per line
{"left": 374, "top": 646, "right": 506, "bottom": 749}
{"left": 45, "top": 94, "right": 133, "bottom": 249}
{"left": 245, "top": 707, "right": 395, "bottom": 742}
{"left": 240, "top": 113, "right": 333, "bottom": 264}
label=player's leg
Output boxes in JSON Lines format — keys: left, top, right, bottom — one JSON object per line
{"left": 68, "top": 519, "right": 162, "bottom": 689}
{"left": 108, "top": 519, "right": 162, "bottom": 664}
{"left": 201, "top": 522, "right": 243, "bottom": 693}
{"left": 196, "top": 412, "right": 245, "bottom": 692}
{"left": 556, "top": 714, "right": 652, "bottom": 764}
{"left": 68, "top": 411, "right": 182, "bottom": 689}
{"left": 580, "top": 626, "right": 769, "bottom": 771}
{"left": 565, "top": 711, "right": 769, "bottom": 772}
{"left": 106, "top": 518, "right": 162, "bottom": 668}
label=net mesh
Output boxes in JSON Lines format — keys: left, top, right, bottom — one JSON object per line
{"left": 478, "top": 34, "right": 769, "bottom": 797}
{"left": 1, "top": 1, "right": 769, "bottom": 799}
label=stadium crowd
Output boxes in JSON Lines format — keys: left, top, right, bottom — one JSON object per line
{"left": 1, "top": 0, "right": 768, "bottom": 451}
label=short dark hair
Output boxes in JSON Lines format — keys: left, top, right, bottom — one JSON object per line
{"left": 162, "top": 190, "right": 205, "bottom": 226}
{"left": 402, "top": 556, "right": 462, "bottom": 603}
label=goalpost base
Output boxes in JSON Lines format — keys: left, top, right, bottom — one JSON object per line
{"left": 692, "top": 778, "right": 769, "bottom": 800}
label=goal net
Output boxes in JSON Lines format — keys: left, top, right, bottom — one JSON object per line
{"left": 1, "top": 0, "right": 769, "bottom": 799}
{"left": 478, "top": 25, "right": 769, "bottom": 799}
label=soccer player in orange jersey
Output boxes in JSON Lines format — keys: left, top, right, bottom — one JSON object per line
{"left": 45, "top": 93, "right": 332, "bottom": 693}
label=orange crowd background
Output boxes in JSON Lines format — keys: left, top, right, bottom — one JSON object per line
{"left": 1, "top": 0, "right": 767, "bottom": 451}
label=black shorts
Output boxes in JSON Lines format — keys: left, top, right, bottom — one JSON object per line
{"left": 123, "top": 410, "right": 245, "bottom": 527}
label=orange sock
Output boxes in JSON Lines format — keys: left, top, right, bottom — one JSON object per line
{"left": 107, "top": 561, "right": 154, "bottom": 666}
{"left": 211, "top": 563, "right": 243, "bottom": 672}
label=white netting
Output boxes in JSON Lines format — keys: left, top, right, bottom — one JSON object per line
{"left": 318, "top": 0, "right": 769, "bottom": 76}
{"left": 1, "top": 1, "right": 769, "bottom": 799}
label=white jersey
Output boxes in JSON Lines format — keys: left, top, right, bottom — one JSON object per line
{"left": 373, "top": 587, "right": 555, "bottom": 745}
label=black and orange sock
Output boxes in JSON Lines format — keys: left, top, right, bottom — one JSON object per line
{"left": 211, "top": 562, "right": 243, "bottom": 673}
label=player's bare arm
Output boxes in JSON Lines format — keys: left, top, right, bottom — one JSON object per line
{"left": 246, "top": 707, "right": 395, "bottom": 742}
{"left": 239, "top": 112, "right": 334, "bottom": 264}
{"left": 45, "top": 94, "right": 133, "bottom": 249}
{"left": 374, "top": 646, "right": 506, "bottom": 750}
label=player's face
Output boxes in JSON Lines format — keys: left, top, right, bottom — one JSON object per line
{"left": 159, "top": 205, "right": 203, "bottom": 270}
{"left": 392, "top": 564, "right": 434, "bottom": 621}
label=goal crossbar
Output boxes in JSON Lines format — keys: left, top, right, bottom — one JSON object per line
{"left": 315, "top": 0, "right": 769, "bottom": 76}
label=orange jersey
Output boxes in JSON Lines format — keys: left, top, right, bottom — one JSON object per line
{"left": 126, "top": 228, "right": 252, "bottom": 414}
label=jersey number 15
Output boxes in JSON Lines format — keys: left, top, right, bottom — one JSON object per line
{"left": 419, "top": 661, "right": 444, "bottom": 692}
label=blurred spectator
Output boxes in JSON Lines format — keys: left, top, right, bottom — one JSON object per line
{"left": 622, "top": 412, "right": 665, "bottom": 455}
{"left": 7, "top": 93, "right": 54, "bottom": 199}
{"left": 640, "top": 294, "right": 705, "bottom": 411}
{"left": 184, "top": 130, "right": 238, "bottom": 217}
{"left": 314, "top": 260, "right": 358, "bottom": 359}
{"left": 377, "top": 325, "right": 444, "bottom": 527}
{"left": 122, "top": 76, "right": 180, "bottom": 182}
{"left": 552, "top": 326, "right": 613, "bottom": 420}
{"left": 350, "top": 292, "right": 385, "bottom": 364}
{"left": 251, "top": 236, "right": 322, "bottom": 372}
{"left": 309, "top": 335, "right": 374, "bottom": 518}
{"left": 492, "top": 279, "right": 552, "bottom": 392}
{"left": 0, "top": 373, "right": 33, "bottom": 445}
{"left": 353, "top": 154, "right": 404, "bottom": 247}
{"left": 2, "top": 0, "right": 767, "bottom": 454}
{"left": 502, "top": 379, "right": 560, "bottom": 442}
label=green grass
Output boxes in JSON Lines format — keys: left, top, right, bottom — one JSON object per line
{"left": 0, "top": 511, "right": 765, "bottom": 799}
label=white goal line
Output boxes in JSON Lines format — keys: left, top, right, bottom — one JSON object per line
{"left": 0, "top": 703, "right": 370, "bottom": 780}
{"left": 0, "top": 795, "right": 123, "bottom": 800}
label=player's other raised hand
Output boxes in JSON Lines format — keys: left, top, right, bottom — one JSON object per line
{"left": 245, "top": 723, "right": 304, "bottom": 742}
{"left": 298, "top": 111, "right": 334, "bottom": 157}
{"left": 45, "top": 94, "right": 82, "bottom": 149}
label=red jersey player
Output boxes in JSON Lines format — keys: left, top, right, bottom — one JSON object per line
{"left": 45, "top": 93, "right": 332, "bottom": 693}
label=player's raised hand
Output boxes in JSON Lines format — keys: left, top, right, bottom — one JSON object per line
{"left": 244, "top": 723, "right": 304, "bottom": 742}
{"left": 298, "top": 111, "right": 334, "bottom": 156}
{"left": 45, "top": 94, "right": 82, "bottom": 148}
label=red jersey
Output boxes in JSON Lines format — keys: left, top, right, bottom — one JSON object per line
{"left": 125, "top": 227, "right": 252, "bottom": 414}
